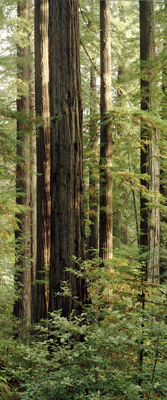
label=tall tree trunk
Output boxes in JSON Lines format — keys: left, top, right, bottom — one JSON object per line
{"left": 140, "top": 0, "right": 160, "bottom": 284}
{"left": 99, "top": 0, "right": 113, "bottom": 261}
{"left": 160, "top": 1, "right": 167, "bottom": 282}
{"left": 30, "top": 84, "right": 37, "bottom": 319}
{"left": 29, "top": 8, "right": 37, "bottom": 319}
{"left": 14, "top": 0, "right": 31, "bottom": 326}
{"left": 88, "top": 65, "right": 98, "bottom": 258}
{"left": 34, "top": 0, "right": 50, "bottom": 321}
{"left": 49, "top": 0, "right": 87, "bottom": 317}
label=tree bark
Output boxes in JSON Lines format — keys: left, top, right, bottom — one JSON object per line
{"left": 88, "top": 65, "right": 98, "bottom": 258}
{"left": 49, "top": 0, "right": 87, "bottom": 317}
{"left": 34, "top": 0, "right": 51, "bottom": 321}
{"left": 160, "top": 1, "right": 167, "bottom": 282}
{"left": 29, "top": 14, "right": 37, "bottom": 320}
{"left": 140, "top": 0, "right": 160, "bottom": 284}
{"left": 14, "top": 0, "right": 31, "bottom": 326}
{"left": 99, "top": 0, "right": 113, "bottom": 261}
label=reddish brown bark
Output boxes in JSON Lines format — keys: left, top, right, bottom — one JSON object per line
{"left": 14, "top": 0, "right": 31, "bottom": 326}
{"left": 89, "top": 66, "right": 98, "bottom": 258}
{"left": 140, "top": 0, "right": 160, "bottom": 284}
{"left": 34, "top": 0, "right": 51, "bottom": 321}
{"left": 49, "top": 0, "right": 87, "bottom": 317}
{"left": 99, "top": 0, "right": 113, "bottom": 261}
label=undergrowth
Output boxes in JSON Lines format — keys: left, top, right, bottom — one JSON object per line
{"left": 1, "top": 259, "right": 167, "bottom": 400}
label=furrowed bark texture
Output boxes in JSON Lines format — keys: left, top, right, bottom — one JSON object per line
{"left": 99, "top": 0, "right": 113, "bottom": 261}
{"left": 49, "top": 0, "right": 87, "bottom": 317}
{"left": 140, "top": 0, "right": 160, "bottom": 284}
{"left": 34, "top": 0, "right": 51, "bottom": 321}
{"left": 29, "top": 36, "right": 37, "bottom": 319}
{"left": 160, "top": 1, "right": 167, "bottom": 281}
{"left": 14, "top": 0, "right": 31, "bottom": 326}
{"left": 89, "top": 65, "right": 98, "bottom": 258}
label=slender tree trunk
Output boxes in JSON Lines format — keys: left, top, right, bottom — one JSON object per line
{"left": 34, "top": 0, "right": 51, "bottom": 321}
{"left": 30, "top": 87, "right": 37, "bottom": 318}
{"left": 99, "top": 0, "right": 113, "bottom": 261}
{"left": 49, "top": 0, "right": 87, "bottom": 317}
{"left": 140, "top": 0, "right": 160, "bottom": 284}
{"left": 88, "top": 65, "right": 98, "bottom": 258}
{"left": 29, "top": 18, "right": 37, "bottom": 318}
{"left": 14, "top": 0, "right": 31, "bottom": 326}
{"left": 148, "top": 132, "right": 160, "bottom": 284}
{"left": 160, "top": 1, "right": 167, "bottom": 282}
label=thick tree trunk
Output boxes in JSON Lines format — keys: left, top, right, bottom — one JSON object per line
{"left": 14, "top": 0, "right": 31, "bottom": 326}
{"left": 99, "top": 0, "right": 113, "bottom": 261}
{"left": 140, "top": 0, "right": 160, "bottom": 284}
{"left": 88, "top": 66, "right": 98, "bottom": 258}
{"left": 34, "top": 0, "right": 51, "bottom": 321}
{"left": 49, "top": 0, "right": 87, "bottom": 317}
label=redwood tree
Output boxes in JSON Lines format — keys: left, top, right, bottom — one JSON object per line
{"left": 140, "top": 0, "right": 160, "bottom": 284}
{"left": 99, "top": 0, "right": 113, "bottom": 261}
{"left": 160, "top": 1, "right": 167, "bottom": 281}
{"left": 14, "top": 0, "right": 31, "bottom": 325}
{"left": 88, "top": 65, "right": 98, "bottom": 258}
{"left": 34, "top": 0, "right": 50, "bottom": 321}
{"left": 49, "top": 0, "right": 87, "bottom": 317}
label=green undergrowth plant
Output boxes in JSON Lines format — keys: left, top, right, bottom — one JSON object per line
{"left": 1, "top": 259, "right": 167, "bottom": 400}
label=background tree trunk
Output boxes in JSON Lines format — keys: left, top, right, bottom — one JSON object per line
{"left": 30, "top": 85, "right": 37, "bottom": 320}
{"left": 160, "top": 1, "right": 167, "bottom": 282}
{"left": 88, "top": 65, "right": 98, "bottom": 258}
{"left": 99, "top": 0, "right": 113, "bottom": 261}
{"left": 140, "top": 0, "right": 160, "bottom": 284}
{"left": 49, "top": 0, "right": 87, "bottom": 317}
{"left": 14, "top": 0, "right": 31, "bottom": 326}
{"left": 34, "top": 0, "right": 51, "bottom": 321}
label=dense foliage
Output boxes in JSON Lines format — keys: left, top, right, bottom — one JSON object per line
{"left": 1, "top": 0, "right": 167, "bottom": 399}
{"left": 1, "top": 264, "right": 167, "bottom": 399}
